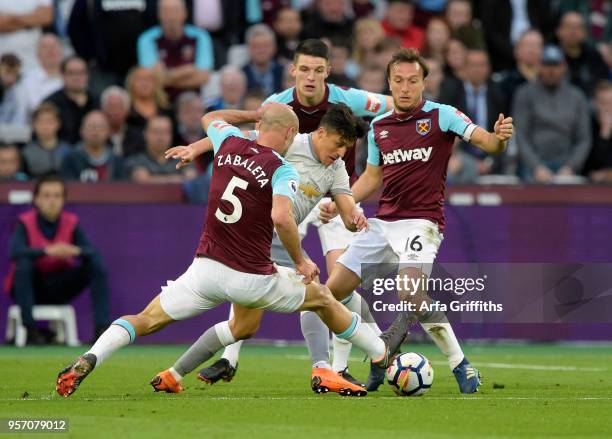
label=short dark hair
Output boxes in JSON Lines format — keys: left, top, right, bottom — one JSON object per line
{"left": 32, "top": 102, "right": 60, "bottom": 122}
{"left": 294, "top": 39, "right": 329, "bottom": 62}
{"left": 0, "top": 53, "right": 21, "bottom": 69}
{"left": 61, "top": 55, "right": 86, "bottom": 74}
{"left": 33, "top": 174, "right": 66, "bottom": 197}
{"left": 319, "top": 103, "right": 368, "bottom": 145}
{"left": 386, "top": 48, "right": 429, "bottom": 79}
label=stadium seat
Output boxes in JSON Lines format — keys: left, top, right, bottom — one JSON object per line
{"left": 5, "top": 305, "right": 80, "bottom": 347}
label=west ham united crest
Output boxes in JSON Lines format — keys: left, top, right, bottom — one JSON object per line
{"left": 416, "top": 118, "right": 431, "bottom": 136}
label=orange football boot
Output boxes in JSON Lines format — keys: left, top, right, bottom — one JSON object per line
{"left": 311, "top": 367, "right": 367, "bottom": 397}
{"left": 150, "top": 369, "right": 184, "bottom": 393}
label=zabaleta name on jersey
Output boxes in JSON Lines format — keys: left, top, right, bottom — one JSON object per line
{"left": 215, "top": 151, "right": 270, "bottom": 188}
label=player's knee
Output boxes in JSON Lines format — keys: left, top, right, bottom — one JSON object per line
{"left": 229, "top": 319, "right": 260, "bottom": 340}
{"left": 309, "top": 285, "right": 335, "bottom": 310}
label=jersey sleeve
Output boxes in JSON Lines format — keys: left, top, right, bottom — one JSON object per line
{"left": 271, "top": 163, "right": 299, "bottom": 202}
{"left": 207, "top": 120, "right": 246, "bottom": 154}
{"left": 438, "top": 104, "right": 478, "bottom": 140}
{"left": 366, "top": 126, "right": 381, "bottom": 166}
{"left": 330, "top": 161, "right": 352, "bottom": 196}
{"left": 191, "top": 27, "right": 215, "bottom": 70}
{"left": 137, "top": 27, "right": 161, "bottom": 68}
{"left": 329, "top": 84, "right": 389, "bottom": 118}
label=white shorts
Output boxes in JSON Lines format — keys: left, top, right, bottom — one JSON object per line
{"left": 337, "top": 218, "right": 443, "bottom": 279}
{"left": 300, "top": 197, "right": 356, "bottom": 255}
{"left": 159, "top": 258, "right": 306, "bottom": 320}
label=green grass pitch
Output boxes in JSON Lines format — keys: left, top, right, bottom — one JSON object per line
{"left": 1, "top": 343, "right": 611, "bottom": 438}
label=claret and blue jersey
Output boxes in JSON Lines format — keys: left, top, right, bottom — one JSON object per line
{"left": 195, "top": 120, "right": 299, "bottom": 275}
{"left": 367, "top": 100, "right": 477, "bottom": 230}
{"left": 264, "top": 83, "right": 390, "bottom": 182}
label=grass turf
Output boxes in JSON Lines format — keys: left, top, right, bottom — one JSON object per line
{"left": 0, "top": 343, "right": 611, "bottom": 438}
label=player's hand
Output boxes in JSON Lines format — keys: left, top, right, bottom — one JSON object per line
{"left": 534, "top": 165, "right": 553, "bottom": 183}
{"left": 165, "top": 145, "right": 197, "bottom": 169}
{"left": 494, "top": 113, "right": 513, "bottom": 141}
{"left": 45, "top": 243, "right": 80, "bottom": 258}
{"left": 319, "top": 201, "right": 338, "bottom": 223}
{"left": 350, "top": 206, "right": 368, "bottom": 232}
{"left": 296, "top": 258, "right": 319, "bottom": 285}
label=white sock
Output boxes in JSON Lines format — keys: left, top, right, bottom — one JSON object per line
{"left": 86, "top": 321, "right": 134, "bottom": 366}
{"left": 221, "top": 305, "right": 242, "bottom": 367}
{"left": 420, "top": 322, "right": 464, "bottom": 370}
{"left": 221, "top": 340, "right": 243, "bottom": 368}
{"left": 331, "top": 334, "right": 352, "bottom": 372}
{"left": 313, "top": 360, "right": 332, "bottom": 369}
{"left": 169, "top": 367, "right": 182, "bottom": 381}
{"left": 343, "top": 292, "right": 382, "bottom": 335}
{"left": 337, "top": 313, "right": 386, "bottom": 361}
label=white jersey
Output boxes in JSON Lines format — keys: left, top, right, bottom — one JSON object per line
{"left": 249, "top": 131, "right": 351, "bottom": 225}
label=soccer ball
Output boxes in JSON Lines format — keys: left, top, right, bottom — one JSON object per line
{"left": 386, "top": 352, "right": 434, "bottom": 396}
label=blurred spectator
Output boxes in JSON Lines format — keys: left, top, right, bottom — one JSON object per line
{"left": 242, "top": 24, "right": 284, "bottom": 96}
{"left": 381, "top": 0, "right": 425, "bottom": 51}
{"left": 125, "top": 67, "right": 172, "bottom": 132}
{"left": 0, "top": 54, "right": 29, "bottom": 139}
{"left": 327, "top": 40, "right": 358, "bottom": 88}
{"left": 422, "top": 17, "right": 451, "bottom": 64}
{"left": 423, "top": 57, "right": 444, "bottom": 100}
{"left": 138, "top": 0, "right": 214, "bottom": 102}
{"left": 446, "top": 147, "right": 479, "bottom": 184}
{"left": 273, "top": 7, "right": 303, "bottom": 63}
{"left": 44, "top": 56, "right": 98, "bottom": 144}
{"left": 21, "top": 33, "right": 64, "bottom": 114}
{"left": 0, "top": 0, "right": 53, "bottom": 71}
{"left": 242, "top": 89, "right": 266, "bottom": 112}
{"left": 281, "top": 62, "right": 295, "bottom": 89}
{"left": 439, "top": 49, "right": 508, "bottom": 174}
{"left": 67, "top": 0, "right": 157, "bottom": 97}
{"left": 175, "top": 91, "right": 204, "bottom": 145}
{"left": 6, "top": 175, "right": 110, "bottom": 344}
{"left": 175, "top": 91, "right": 213, "bottom": 173}
{"left": 478, "top": 0, "right": 557, "bottom": 72}
{"left": 513, "top": 45, "right": 591, "bottom": 183}
{"left": 373, "top": 38, "right": 402, "bottom": 73}
{"left": 583, "top": 81, "right": 612, "bottom": 182}
{"left": 444, "top": 0, "right": 486, "bottom": 49}
{"left": 22, "top": 103, "right": 71, "bottom": 177}
{"left": 60, "top": 111, "right": 125, "bottom": 182}
{"left": 497, "top": 29, "right": 544, "bottom": 108}
{"left": 206, "top": 66, "right": 248, "bottom": 111}
{"left": 100, "top": 86, "right": 144, "bottom": 157}
{"left": 414, "top": 0, "right": 448, "bottom": 27}
{"left": 352, "top": 18, "right": 386, "bottom": 67}
{"left": 557, "top": 0, "right": 611, "bottom": 46}
{"left": 301, "top": 0, "right": 355, "bottom": 42}
{"left": 126, "top": 115, "right": 196, "bottom": 183}
{"left": 444, "top": 37, "right": 468, "bottom": 81}
{"left": 357, "top": 64, "right": 387, "bottom": 94}
{"left": 0, "top": 143, "right": 27, "bottom": 181}
{"left": 556, "top": 11, "right": 609, "bottom": 97}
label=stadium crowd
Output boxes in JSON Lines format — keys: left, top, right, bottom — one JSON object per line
{"left": 0, "top": 0, "right": 611, "bottom": 189}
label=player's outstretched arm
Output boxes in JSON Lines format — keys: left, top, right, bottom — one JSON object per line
{"left": 272, "top": 195, "right": 319, "bottom": 284}
{"left": 470, "top": 113, "right": 514, "bottom": 155}
{"left": 201, "top": 109, "right": 261, "bottom": 132}
{"left": 334, "top": 193, "right": 368, "bottom": 232}
{"left": 351, "top": 164, "right": 383, "bottom": 203}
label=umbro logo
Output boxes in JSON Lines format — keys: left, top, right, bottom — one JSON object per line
{"left": 380, "top": 130, "right": 389, "bottom": 139}
{"left": 250, "top": 147, "right": 259, "bottom": 154}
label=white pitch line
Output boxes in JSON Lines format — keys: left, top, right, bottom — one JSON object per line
{"left": 283, "top": 355, "right": 607, "bottom": 372}
{"left": 3, "top": 396, "right": 612, "bottom": 402}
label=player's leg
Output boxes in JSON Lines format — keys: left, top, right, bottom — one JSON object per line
{"left": 160, "top": 304, "right": 263, "bottom": 388}
{"left": 56, "top": 258, "right": 223, "bottom": 397}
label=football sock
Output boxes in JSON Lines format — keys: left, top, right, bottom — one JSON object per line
{"left": 419, "top": 309, "right": 464, "bottom": 370}
{"left": 220, "top": 306, "right": 242, "bottom": 368}
{"left": 336, "top": 313, "right": 386, "bottom": 360}
{"left": 300, "top": 311, "right": 330, "bottom": 368}
{"left": 172, "top": 321, "right": 236, "bottom": 377}
{"left": 86, "top": 319, "right": 135, "bottom": 367}
{"left": 331, "top": 334, "right": 352, "bottom": 372}
{"left": 332, "top": 292, "right": 381, "bottom": 372}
